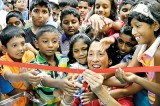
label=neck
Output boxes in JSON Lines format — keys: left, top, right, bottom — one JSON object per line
{"left": 40, "top": 52, "right": 56, "bottom": 66}
{"left": 31, "top": 25, "right": 39, "bottom": 34}
{"left": 18, "top": 8, "right": 25, "bottom": 13}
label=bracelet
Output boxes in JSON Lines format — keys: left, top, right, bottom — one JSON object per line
{"left": 62, "top": 94, "right": 74, "bottom": 105}
{"left": 100, "top": 87, "right": 110, "bottom": 106}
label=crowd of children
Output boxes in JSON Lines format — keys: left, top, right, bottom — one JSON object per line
{"left": 0, "top": 0, "right": 160, "bottom": 106}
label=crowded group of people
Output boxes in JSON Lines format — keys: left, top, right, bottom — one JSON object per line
{"left": 0, "top": 0, "right": 160, "bottom": 106}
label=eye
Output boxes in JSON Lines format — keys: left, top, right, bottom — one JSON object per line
{"left": 33, "top": 9, "right": 38, "bottom": 13}
{"left": 42, "top": 10, "right": 48, "bottom": 14}
{"left": 15, "top": 21, "right": 21, "bottom": 26}
{"left": 122, "top": 8, "right": 128, "bottom": 12}
{"left": 118, "top": 39, "right": 124, "bottom": 44}
{"left": 52, "top": 39, "right": 58, "bottom": 43}
{"left": 42, "top": 40, "right": 48, "bottom": 43}
{"left": 12, "top": 44, "right": 17, "bottom": 48}
{"left": 95, "top": 5, "right": 100, "bottom": 9}
{"left": 126, "top": 42, "right": 133, "bottom": 47}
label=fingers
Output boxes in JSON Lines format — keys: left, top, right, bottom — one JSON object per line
{"left": 115, "top": 68, "right": 127, "bottom": 84}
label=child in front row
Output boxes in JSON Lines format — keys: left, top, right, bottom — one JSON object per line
{"left": 31, "top": 25, "right": 80, "bottom": 106}
{"left": 0, "top": 26, "right": 41, "bottom": 106}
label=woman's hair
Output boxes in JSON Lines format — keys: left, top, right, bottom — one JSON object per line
{"left": 93, "top": 0, "right": 118, "bottom": 21}
{"left": 68, "top": 33, "right": 91, "bottom": 64}
{"left": 128, "top": 1, "right": 160, "bottom": 37}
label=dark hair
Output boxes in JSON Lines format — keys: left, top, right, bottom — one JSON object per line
{"left": 88, "top": 0, "right": 95, "bottom": 7}
{"left": 78, "top": 0, "right": 89, "bottom": 5}
{"left": 128, "top": 1, "right": 160, "bottom": 37}
{"left": 120, "top": 24, "right": 137, "bottom": 42}
{"left": 60, "top": 7, "right": 80, "bottom": 23}
{"left": 1, "top": 26, "right": 25, "bottom": 47}
{"left": 119, "top": 0, "right": 135, "bottom": 11}
{"left": 6, "top": 10, "right": 25, "bottom": 26}
{"left": 4, "top": 1, "right": 10, "bottom": 7}
{"left": 50, "top": 1, "right": 59, "bottom": 9}
{"left": 30, "top": 0, "right": 51, "bottom": 13}
{"left": 36, "top": 25, "right": 60, "bottom": 39}
{"left": 93, "top": 0, "right": 118, "bottom": 21}
{"left": 59, "top": 0, "right": 78, "bottom": 9}
{"left": 68, "top": 33, "right": 91, "bottom": 64}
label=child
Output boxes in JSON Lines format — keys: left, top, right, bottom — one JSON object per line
{"left": 13, "top": 0, "right": 28, "bottom": 20}
{"left": 60, "top": 7, "right": 80, "bottom": 55}
{"left": 6, "top": 10, "right": 25, "bottom": 28}
{"left": 50, "top": 1, "right": 60, "bottom": 22}
{"left": 77, "top": 0, "right": 89, "bottom": 25}
{"left": 31, "top": 25, "right": 78, "bottom": 106}
{"left": 115, "top": 1, "right": 160, "bottom": 106}
{"left": 0, "top": 26, "right": 41, "bottom": 105}
{"left": 25, "top": 0, "right": 51, "bottom": 53}
{"left": 118, "top": 0, "right": 134, "bottom": 23}
{"left": 88, "top": 0, "right": 123, "bottom": 39}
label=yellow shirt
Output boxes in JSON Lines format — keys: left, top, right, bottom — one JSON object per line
{"left": 0, "top": 50, "right": 35, "bottom": 106}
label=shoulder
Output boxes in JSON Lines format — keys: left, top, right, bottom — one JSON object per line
{"left": 154, "top": 46, "right": 160, "bottom": 66}
{"left": 23, "top": 50, "right": 35, "bottom": 63}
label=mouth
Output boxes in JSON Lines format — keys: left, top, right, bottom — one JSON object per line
{"left": 46, "top": 50, "right": 54, "bottom": 53}
{"left": 92, "top": 64, "right": 101, "bottom": 69}
{"left": 119, "top": 51, "right": 127, "bottom": 55}
{"left": 68, "top": 29, "right": 75, "bottom": 32}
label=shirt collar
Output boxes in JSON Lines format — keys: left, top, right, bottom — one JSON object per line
{"left": 61, "top": 31, "right": 80, "bottom": 43}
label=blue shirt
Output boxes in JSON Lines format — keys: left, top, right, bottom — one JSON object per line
{"left": 0, "top": 75, "right": 14, "bottom": 94}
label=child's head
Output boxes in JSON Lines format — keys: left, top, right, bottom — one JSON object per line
{"left": 13, "top": 0, "right": 26, "bottom": 10}
{"left": 94, "top": 0, "right": 118, "bottom": 21}
{"left": 77, "top": 0, "right": 89, "bottom": 20}
{"left": 118, "top": 24, "right": 137, "bottom": 56}
{"left": 68, "top": 33, "right": 91, "bottom": 65}
{"left": 85, "top": 25, "right": 98, "bottom": 39}
{"left": 59, "top": 0, "right": 78, "bottom": 11}
{"left": 118, "top": 0, "right": 134, "bottom": 23}
{"left": 29, "top": 0, "right": 51, "bottom": 27}
{"left": 87, "top": 38, "right": 112, "bottom": 69}
{"left": 50, "top": 1, "right": 60, "bottom": 22}
{"left": 4, "top": 2, "right": 10, "bottom": 12}
{"left": 6, "top": 10, "right": 25, "bottom": 28}
{"left": 60, "top": 7, "right": 80, "bottom": 37}
{"left": 1, "top": 26, "right": 26, "bottom": 61}
{"left": 35, "top": 25, "right": 60, "bottom": 56}
{"left": 128, "top": 1, "right": 160, "bottom": 44}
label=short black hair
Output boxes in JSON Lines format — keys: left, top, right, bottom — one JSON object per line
{"left": 36, "top": 25, "right": 60, "bottom": 39}
{"left": 59, "top": 0, "right": 78, "bottom": 9}
{"left": 1, "top": 26, "right": 25, "bottom": 47}
{"left": 119, "top": 0, "right": 135, "bottom": 11}
{"left": 60, "top": 7, "right": 80, "bottom": 23}
{"left": 68, "top": 33, "right": 91, "bottom": 64}
{"left": 78, "top": 0, "right": 89, "bottom": 5}
{"left": 120, "top": 24, "right": 137, "bottom": 42}
{"left": 6, "top": 10, "right": 25, "bottom": 26}
{"left": 30, "top": 0, "right": 51, "bottom": 13}
{"left": 50, "top": 1, "right": 59, "bottom": 9}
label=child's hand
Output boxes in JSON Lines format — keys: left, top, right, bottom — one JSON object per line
{"left": 81, "top": 91, "right": 97, "bottom": 105}
{"left": 20, "top": 67, "right": 30, "bottom": 73}
{"left": 115, "top": 68, "right": 137, "bottom": 84}
{"left": 22, "top": 71, "right": 41, "bottom": 86}
{"left": 25, "top": 43, "right": 38, "bottom": 54}
{"left": 100, "top": 37, "right": 115, "bottom": 51}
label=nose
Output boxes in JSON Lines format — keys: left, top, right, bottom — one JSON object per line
{"left": 132, "top": 27, "right": 137, "bottom": 37}
{"left": 92, "top": 55, "right": 99, "bottom": 63}
{"left": 98, "top": 6, "right": 104, "bottom": 15}
{"left": 121, "top": 43, "right": 126, "bottom": 51}
{"left": 48, "top": 41, "right": 53, "bottom": 47}
{"left": 79, "top": 50, "right": 83, "bottom": 56}
{"left": 124, "top": 11, "right": 130, "bottom": 18}
{"left": 69, "top": 22, "right": 73, "bottom": 27}
{"left": 18, "top": 45, "right": 24, "bottom": 51}
{"left": 38, "top": 12, "right": 43, "bottom": 17}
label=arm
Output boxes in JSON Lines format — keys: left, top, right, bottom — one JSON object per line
{"left": 110, "top": 83, "right": 143, "bottom": 99}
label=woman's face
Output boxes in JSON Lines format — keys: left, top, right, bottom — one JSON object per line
{"left": 87, "top": 41, "right": 109, "bottom": 69}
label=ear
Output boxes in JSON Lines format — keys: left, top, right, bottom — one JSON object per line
{"left": 1, "top": 45, "right": 7, "bottom": 52}
{"left": 34, "top": 40, "right": 39, "bottom": 49}
{"left": 108, "top": 58, "right": 112, "bottom": 66}
{"left": 153, "top": 21, "right": 160, "bottom": 32}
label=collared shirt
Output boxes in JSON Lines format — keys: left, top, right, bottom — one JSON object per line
{"left": 137, "top": 36, "right": 160, "bottom": 104}
{"left": 31, "top": 51, "right": 69, "bottom": 105}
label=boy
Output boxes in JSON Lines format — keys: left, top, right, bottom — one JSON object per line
{"left": 25, "top": 0, "right": 52, "bottom": 54}
{"left": 31, "top": 25, "right": 77, "bottom": 106}
{"left": 77, "top": 0, "right": 89, "bottom": 25}
{"left": 13, "top": 0, "right": 28, "bottom": 20}
{"left": 50, "top": 1, "right": 60, "bottom": 22}
{"left": 60, "top": 7, "right": 80, "bottom": 55}
{"left": 0, "top": 26, "right": 41, "bottom": 105}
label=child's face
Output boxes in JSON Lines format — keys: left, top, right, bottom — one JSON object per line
{"left": 15, "top": 0, "right": 26, "bottom": 10}
{"left": 131, "top": 19, "right": 156, "bottom": 45}
{"left": 61, "top": 14, "right": 80, "bottom": 36}
{"left": 7, "top": 17, "right": 24, "bottom": 28}
{"left": 78, "top": 1, "right": 89, "bottom": 20}
{"left": 94, "top": 0, "right": 111, "bottom": 18}
{"left": 4, "top": 5, "right": 10, "bottom": 12}
{"left": 52, "top": 8, "right": 60, "bottom": 22}
{"left": 87, "top": 41, "right": 109, "bottom": 69}
{"left": 119, "top": 4, "right": 132, "bottom": 23}
{"left": 4, "top": 36, "right": 25, "bottom": 61}
{"left": 118, "top": 34, "right": 136, "bottom": 56}
{"left": 31, "top": 6, "right": 50, "bottom": 27}
{"left": 72, "top": 39, "right": 88, "bottom": 65}
{"left": 36, "top": 32, "right": 59, "bottom": 57}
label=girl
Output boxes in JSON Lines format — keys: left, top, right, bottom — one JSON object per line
{"left": 68, "top": 33, "right": 101, "bottom": 106}
{"left": 115, "top": 1, "right": 160, "bottom": 106}
{"left": 88, "top": 0, "right": 123, "bottom": 39}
